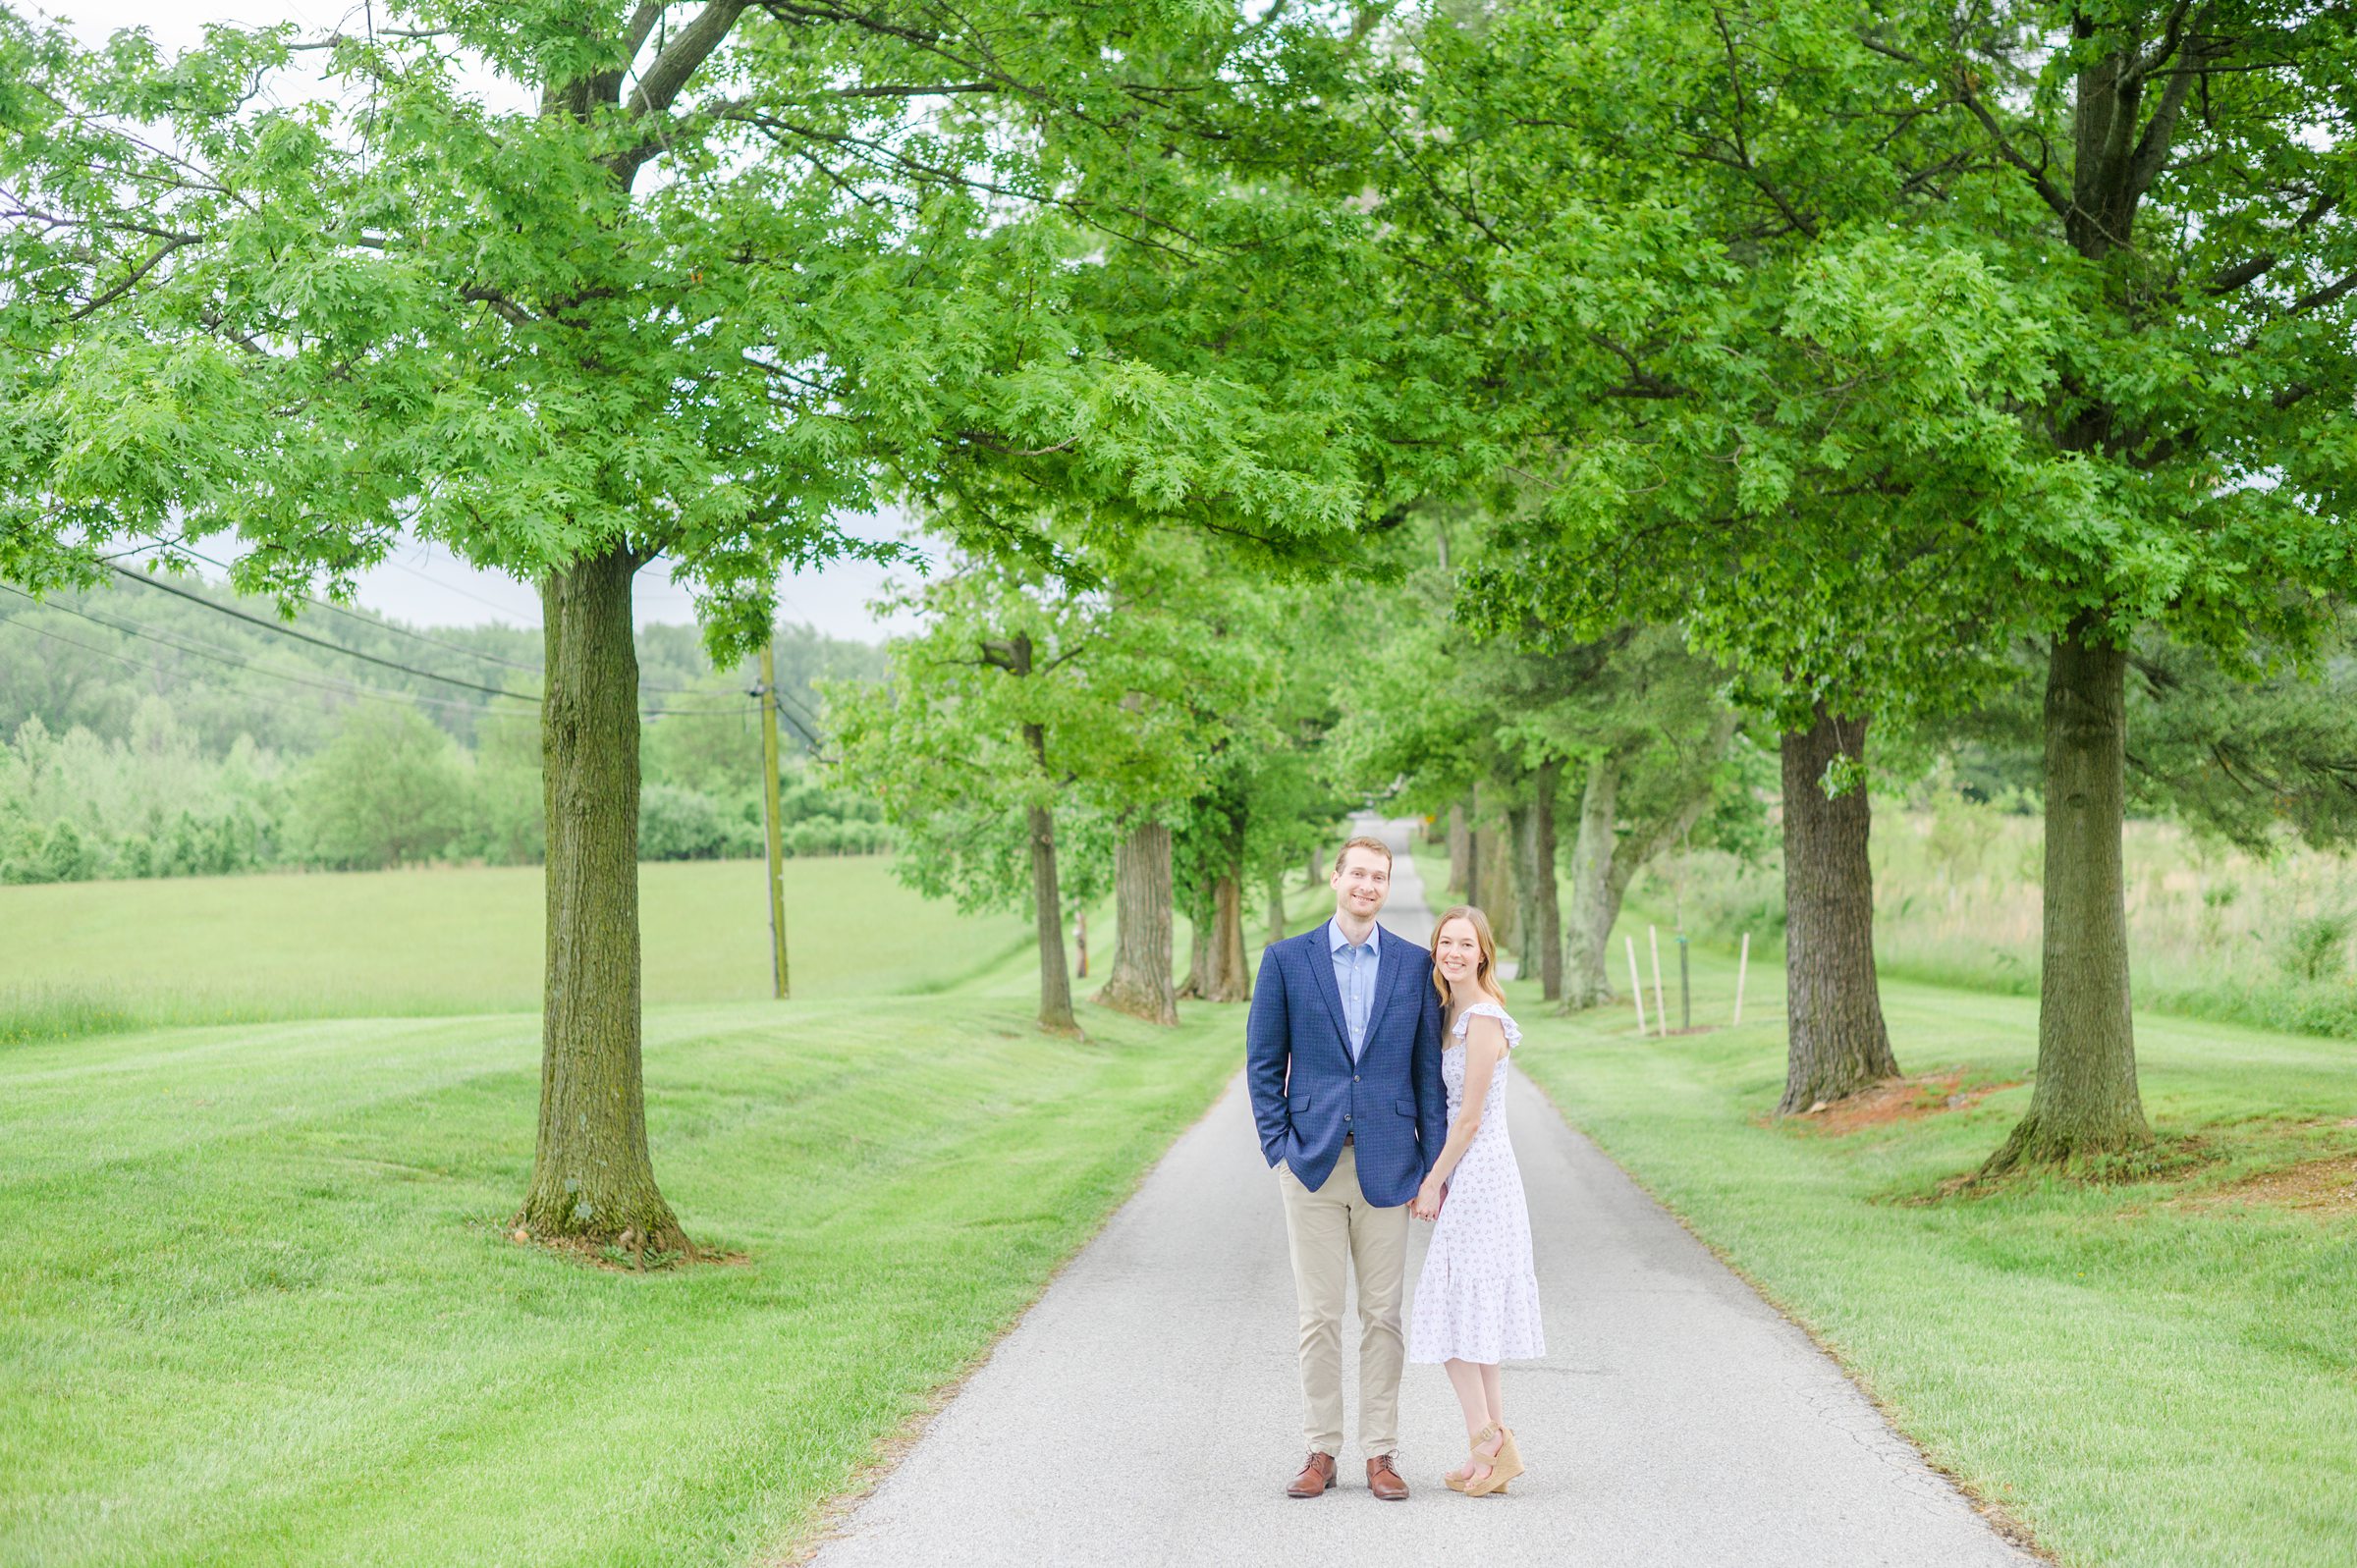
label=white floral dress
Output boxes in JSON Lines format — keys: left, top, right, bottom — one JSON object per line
{"left": 1407, "top": 1000, "right": 1546, "bottom": 1364}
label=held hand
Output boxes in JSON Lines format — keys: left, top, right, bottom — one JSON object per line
{"left": 1411, "top": 1175, "right": 1444, "bottom": 1221}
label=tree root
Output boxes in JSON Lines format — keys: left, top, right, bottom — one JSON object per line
{"left": 1979, "top": 1108, "right": 2157, "bottom": 1179}
{"left": 509, "top": 1212, "right": 708, "bottom": 1271}
{"left": 512, "top": 1195, "right": 695, "bottom": 1261}
{"left": 1094, "top": 980, "right": 1179, "bottom": 1026}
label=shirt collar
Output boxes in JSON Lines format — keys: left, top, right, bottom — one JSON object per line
{"left": 1328, "top": 918, "right": 1379, "bottom": 956}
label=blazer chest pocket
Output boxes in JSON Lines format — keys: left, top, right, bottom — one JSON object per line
{"left": 1395, "top": 1099, "right": 1417, "bottom": 1117}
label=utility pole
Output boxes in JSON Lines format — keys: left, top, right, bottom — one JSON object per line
{"left": 757, "top": 638, "right": 790, "bottom": 1000}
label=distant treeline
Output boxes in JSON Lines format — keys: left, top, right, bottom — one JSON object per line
{"left": 0, "top": 577, "right": 889, "bottom": 882}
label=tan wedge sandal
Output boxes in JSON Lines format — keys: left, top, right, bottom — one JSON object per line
{"left": 1451, "top": 1424, "right": 1514, "bottom": 1496}
{"left": 1465, "top": 1425, "right": 1524, "bottom": 1497}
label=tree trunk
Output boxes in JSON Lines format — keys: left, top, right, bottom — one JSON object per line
{"left": 1177, "top": 891, "right": 1212, "bottom": 1000}
{"left": 1025, "top": 797, "right": 1077, "bottom": 1033}
{"left": 1531, "top": 756, "right": 1564, "bottom": 1002}
{"left": 1778, "top": 706, "right": 1898, "bottom": 1113}
{"left": 1447, "top": 802, "right": 1470, "bottom": 894}
{"left": 1986, "top": 626, "right": 2152, "bottom": 1170}
{"left": 1022, "top": 721, "right": 1078, "bottom": 1035}
{"left": 1097, "top": 819, "right": 1178, "bottom": 1025}
{"left": 520, "top": 546, "right": 686, "bottom": 1253}
{"left": 1477, "top": 809, "right": 1515, "bottom": 950}
{"left": 1508, "top": 801, "right": 1538, "bottom": 970}
{"left": 1563, "top": 756, "right": 1620, "bottom": 1007}
{"left": 1199, "top": 870, "right": 1251, "bottom": 1002}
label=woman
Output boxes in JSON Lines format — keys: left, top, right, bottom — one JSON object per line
{"left": 1407, "top": 904, "right": 1543, "bottom": 1497}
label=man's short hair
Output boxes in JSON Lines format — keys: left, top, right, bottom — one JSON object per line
{"left": 1333, "top": 836, "right": 1394, "bottom": 875}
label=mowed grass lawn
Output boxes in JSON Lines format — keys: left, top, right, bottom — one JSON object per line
{"left": 0, "top": 856, "right": 1036, "bottom": 1041}
{"left": 1510, "top": 928, "right": 2357, "bottom": 1568}
{"left": 0, "top": 857, "right": 1301, "bottom": 1566}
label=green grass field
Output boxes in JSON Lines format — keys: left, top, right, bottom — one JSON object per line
{"left": 1632, "top": 797, "right": 2357, "bottom": 1043}
{"left": 1506, "top": 929, "right": 2357, "bottom": 1568}
{"left": 0, "top": 854, "right": 1329, "bottom": 1566}
{"left": 12, "top": 841, "right": 2357, "bottom": 1565}
{"left": 0, "top": 856, "right": 1038, "bottom": 1043}
{"left": 1403, "top": 828, "right": 2357, "bottom": 1563}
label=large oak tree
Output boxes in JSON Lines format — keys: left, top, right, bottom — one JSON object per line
{"left": 1373, "top": 0, "right": 2041, "bottom": 1108}
{"left": 1, "top": 1, "right": 1379, "bottom": 1245}
{"left": 1356, "top": 0, "right": 2357, "bottom": 1160}
{"left": 1918, "top": 1, "right": 2357, "bottom": 1169}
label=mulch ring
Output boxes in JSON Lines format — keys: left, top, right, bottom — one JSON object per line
{"left": 502, "top": 1222, "right": 752, "bottom": 1273}
{"left": 1773, "top": 1069, "right": 2023, "bottom": 1136}
{"left": 2173, "top": 1138, "right": 2357, "bottom": 1219}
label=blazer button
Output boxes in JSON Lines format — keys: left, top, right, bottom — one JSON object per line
{"left": 1352, "top": 1074, "right": 1360, "bottom": 1082}
{"left": 1343, "top": 1113, "right": 1351, "bottom": 1122}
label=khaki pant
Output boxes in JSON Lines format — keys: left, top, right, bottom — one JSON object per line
{"left": 1276, "top": 1143, "right": 1409, "bottom": 1458}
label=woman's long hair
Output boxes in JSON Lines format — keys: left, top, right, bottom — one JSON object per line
{"left": 1430, "top": 904, "right": 1509, "bottom": 1011}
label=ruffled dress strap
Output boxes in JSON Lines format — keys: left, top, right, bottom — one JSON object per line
{"left": 1452, "top": 1000, "right": 1521, "bottom": 1051}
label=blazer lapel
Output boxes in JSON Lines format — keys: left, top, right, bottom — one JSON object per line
{"left": 1303, "top": 924, "right": 1354, "bottom": 1057}
{"left": 1361, "top": 927, "right": 1409, "bottom": 1046}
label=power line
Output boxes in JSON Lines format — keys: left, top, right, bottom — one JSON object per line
{"left": 0, "top": 602, "right": 220, "bottom": 687}
{"left": 110, "top": 550, "right": 835, "bottom": 732}
{"left": 0, "top": 588, "right": 756, "bottom": 723}
{"left": 379, "top": 548, "right": 545, "bottom": 625}
{"left": 310, "top": 601, "right": 542, "bottom": 674}
{"left": 0, "top": 596, "right": 497, "bottom": 717}
{"left": 4, "top": 582, "right": 464, "bottom": 705}
{"left": 775, "top": 683, "right": 825, "bottom": 730}
{"left": 639, "top": 685, "right": 816, "bottom": 747}
{"left": 746, "top": 678, "right": 826, "bottom": 751}
{"left": 166, "top": 543, "right": 547, "bottom": 676}
{"left": 111, "top": 566, "right": 534, "bottom": 700}
{"left": 155, "top": 543, "right": 783, "bottom": 702}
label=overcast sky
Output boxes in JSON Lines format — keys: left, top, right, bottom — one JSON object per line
{"left": 350, "top": 524, "right": 931, "bottom": 640}
{"left": 42, "top": 0, "right": 929, "bottom": 642}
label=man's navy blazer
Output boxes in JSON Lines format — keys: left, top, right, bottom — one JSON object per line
{"left": 1244, "top": 920, "right": 1449, "bottom": 1208}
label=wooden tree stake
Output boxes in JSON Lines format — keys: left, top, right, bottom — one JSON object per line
{"left": 1733, "top": 932, "right": 1750, "bottom": 1026}
{"left": 1626, "top": 935, "right": 1647, "bottom": 1036}
{"left": 1649, "top": 925, "right": 1667, "bottom": 1038}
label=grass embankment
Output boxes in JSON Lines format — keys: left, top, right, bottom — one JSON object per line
{"left": 0, "top": 855, "right": 1323, "bottom": 1565}
{"left": 1648, "top": 797, "right": 2357, "bottom": 1042}
{"left": 0, "top": 856, "right": 1037, "bottom": 1044}
{"left": 1507, "top": 937, "right": 2357, "bottom": 1568}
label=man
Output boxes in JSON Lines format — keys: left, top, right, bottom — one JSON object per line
{"left": 1244, "top": 832, "right": 1448, "bottom": 1500}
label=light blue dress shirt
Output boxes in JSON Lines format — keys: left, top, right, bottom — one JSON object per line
{"left": 1327, "top": 917, "right": 1381, "bottom": 1061}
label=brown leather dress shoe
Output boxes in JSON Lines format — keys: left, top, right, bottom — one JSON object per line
{"left": 1286, "top": 1451, "right": 1337, "bottom": 1497}
{"left": 1367, "top": 1454, "right": 1409, "bottom": 1501}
